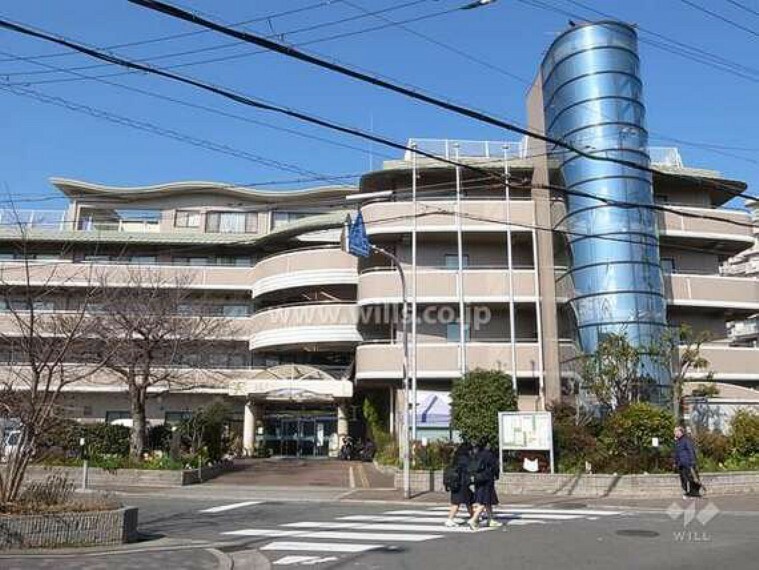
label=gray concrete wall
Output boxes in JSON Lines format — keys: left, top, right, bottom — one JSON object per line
{"left": 394, "top": 469, "right": 759, "bottom": 497}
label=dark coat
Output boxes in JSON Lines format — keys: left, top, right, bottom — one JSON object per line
{"left": 674, "top": 435, "right": 697, "bottom": 468}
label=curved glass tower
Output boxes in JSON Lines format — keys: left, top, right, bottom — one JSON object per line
{"left": 541, "top": 22, "right": 669, "bottom": 391}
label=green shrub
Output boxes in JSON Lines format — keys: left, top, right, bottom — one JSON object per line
{"left": 695, "top": 430, "right": 730, "bottom": 464}
{"left": 451, "top": 368, "right": 517, "bottom": 447}
{"left": 147, "top": 424, "right": 173, "bottom": 453}
{"left": 413, "top": 440, "right": 455, "bottom": 470}
{"left": 597, "top": 403, "right": 675, "bottom": 474}
{"left": 730, "top": 410, "right": 759, "bottom": 457}
{"left": 548, "top": 401, "right": 600, "bottom": 472}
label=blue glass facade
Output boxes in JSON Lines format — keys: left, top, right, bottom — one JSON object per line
{"left": 541, "top": 22, "right": 669, "bottom": 387}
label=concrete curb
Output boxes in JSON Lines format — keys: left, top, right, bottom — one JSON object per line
{"left": 0, "top": 537, "right": 236, "bottom": 559}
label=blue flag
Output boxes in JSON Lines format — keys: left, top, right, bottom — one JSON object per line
{"left": 348, "top": 212, "right": 371, "bottom": 258}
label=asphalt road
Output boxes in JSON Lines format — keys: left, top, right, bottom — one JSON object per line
{"left": 2, "top": 490, "right": 759, "bottom": 569}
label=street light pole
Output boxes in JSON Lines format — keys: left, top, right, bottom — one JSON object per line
{"left": 343, "top": 195, "right": 411, "bottom": 499}
{"left": 370, "top": 244, "right": 411, "bottom": 499}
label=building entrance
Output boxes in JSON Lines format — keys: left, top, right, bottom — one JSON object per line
{"left": 263, "top": 408, "right": 337, "bottom": 457}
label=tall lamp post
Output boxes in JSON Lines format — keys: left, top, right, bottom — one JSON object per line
{"left": 344, "top": 191, "right": 412, "bottom": 499}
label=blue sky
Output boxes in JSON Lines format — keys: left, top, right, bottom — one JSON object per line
{"left": 1, "top": 0, "right": 758, "bottom": 209}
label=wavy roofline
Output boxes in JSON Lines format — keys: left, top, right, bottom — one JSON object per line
{"left": 50, "top": 177, "right": 357, "bottom": 201}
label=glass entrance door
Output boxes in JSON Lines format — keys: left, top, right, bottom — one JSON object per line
{"left": 263, "top": 408, "right": 337, "bottom": 457}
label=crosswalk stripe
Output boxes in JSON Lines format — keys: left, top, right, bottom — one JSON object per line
{"left": 223, "top": 529, "right": 303, "bottom": 537}
{"left": 426, "top": 506, "right": 622, "bottom": 516}
{"left": 224, "top": 528, "right": 441, "bottom": 542}
{"left": 282, "top": 521, "right": 484, "bottom": 533}
{"left": 261, "top": 541, "right": 383, "bottom": 553}
{"left": 337, "top": 513, "right": 581, "bottom": 523}
{"left": 274, "top": 556, "right": 338, "bottom": 566}
{"left": 383, "top": 509, "right": 606, "bottom": 519}
{"left": 199, "top": 501, "right": 262, "bottom": 514}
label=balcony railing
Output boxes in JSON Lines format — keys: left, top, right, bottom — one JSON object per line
{"left": 0, "top": 209, "right": 161, "bottom": 233}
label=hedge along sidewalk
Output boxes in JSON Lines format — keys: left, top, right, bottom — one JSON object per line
{"left": 25, "top": 462, "right": 230, "bottom": 488}
{"left": 392, "top": 469, "right": 759, "bottom": 498}
{"left": 0, "top": 507, "right": 138, "bottom": 551}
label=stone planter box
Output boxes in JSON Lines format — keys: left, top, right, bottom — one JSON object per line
{"left": 0, "top": 506, "right": 138, "bottom": 550}
{"left": 26, "top": 462, "right": 231, "bottom": 488}
{"left": 393, "top": 469, "right": 759, "bottom": 498}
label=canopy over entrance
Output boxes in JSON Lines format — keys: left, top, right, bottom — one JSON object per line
{"left": 229, "top": 364, "right": 352, "bottom": 403}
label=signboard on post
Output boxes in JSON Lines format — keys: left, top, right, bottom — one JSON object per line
{"left": 343, "top": 212, "right": 371, "bottom": 258}
{"left": 498, "top": 411, "right": 554, "bottom": 474}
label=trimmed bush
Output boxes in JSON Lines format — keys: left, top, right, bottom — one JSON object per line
{"left": 597, "top": 403, "right": 675, "bottom": 473}
{"left": 695, "top": 431, "right": 730, "bottom": 464}
{"left": 730, "top": 410, "right": 759, "bottom": 457}
{"left": 451, "top": 368, "right": 517, "bottom": 447}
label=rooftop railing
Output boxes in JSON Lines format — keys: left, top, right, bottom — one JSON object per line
{"left": 403, "top": 139, "right": 685, "bottom": 168}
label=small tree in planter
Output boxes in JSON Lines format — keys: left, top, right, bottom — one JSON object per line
{"left": 450, "top": 368, "right": 517, "bottom": 448}
{"left": 579, "top": 333, "right": 656, "bottom": 411}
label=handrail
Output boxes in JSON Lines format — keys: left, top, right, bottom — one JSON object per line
{"left": 251, "top": 299, "right": 356, "bottom": 316}
{"left": 359, "top": 264, "right": 535, "bottom": 275}
{"left": 358, "top": 338, "right": 539, "bottom": 346}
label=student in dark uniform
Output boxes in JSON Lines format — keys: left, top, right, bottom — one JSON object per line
{"left": 468, "top": 441, "right": 502, "bottom": 529}
{"left": 444, "top": 442, "right": 474, "bottom": 527}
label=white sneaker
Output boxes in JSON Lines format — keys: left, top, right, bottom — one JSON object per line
{"left": 487, "top": 519, "right": 504, "bottom": 528}
{"left": 444, "top": 519, "right": 458, "bottom": 528}
{"left": 467, "top": 517, "right": 479, "bottom": 531}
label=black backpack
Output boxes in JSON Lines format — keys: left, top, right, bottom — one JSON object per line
{"left": 443, "top": 464, "right": 461, "bottom": 492}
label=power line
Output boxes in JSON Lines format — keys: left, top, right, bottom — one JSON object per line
{"left": 126, "top": 0, "right": 755, "bottom": 205}
{"left": 341, "top": 0, "right": 531, "bottom": 84}
{"left": 0, "top": 83, "right": 355, "bottom": 187}
{"left": 0, "top": 0, "right": 433, "bottom": 79}
{"left": 0, "top": 48, "right": 395, "bottom": 163}
{"left": 0, "top": 0, "right": 342, "bottom": 64}
{"left": 679, "top": 0, "right": 759, "bottom": 39}
{"left": 1, "top": 15, "right": 755, "bottom": 230}
{"left": 726, "top": 0, "right": 759, "bottom": 19}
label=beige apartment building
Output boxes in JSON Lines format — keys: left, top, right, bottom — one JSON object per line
{"left": 1, "top": 137, "right": 757, "bottom": 456}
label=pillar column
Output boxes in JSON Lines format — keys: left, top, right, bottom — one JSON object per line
{"left": 337, "top": 400, "right": 349, "bottom": 441}
{"left": 243, "top": 400, "right": 256, "bottom": 457}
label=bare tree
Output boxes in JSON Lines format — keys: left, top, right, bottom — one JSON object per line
{"left": 652, "top": 324, "right": 712, "bottom": 422}
{"left": 94, "top": 268, "right": 235, "bottom": 460}
{"left": 579, "top": 333, "right": 654, "bottom": 411}
{"left": 0, "top": 226, "right": 104, "bottom": 504}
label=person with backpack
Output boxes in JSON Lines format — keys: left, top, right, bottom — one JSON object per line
{"left": 443, "top": 442, "right": 474, "bottom": 527}
{"left": 467, "top": 440, "right": 502, "bottom": 530}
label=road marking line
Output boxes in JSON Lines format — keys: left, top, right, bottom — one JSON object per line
{"left": 343, "top": 513, "right": 582, "bottom": 522}
{"left": 199, "top": 501, "right": 262, "bottom": 514}
{"left": 261, "top": 541, "right": 383, "bottom": 553}
{"left": 349, "top": 466, "right": 356, "bottom": 489}
{"left": 282, "top": 521, "right": 484, "bottom": 533}
{"left": 357, "top": 464, "right": 370, "bottom": 488}
{"left": 222, "top": 529, "right": 303, "bottom": 537}
{"left": 492, "top": 508, "right": 623, "bottom": 516}
{"left": 273, "top": 556, "right": 321, "bottom": 566}
{"left": 300, "top": 531, "right": 441, "bottom": 542}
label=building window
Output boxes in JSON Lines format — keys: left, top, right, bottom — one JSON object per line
{"left": 129, "top": 256, "right": 157, "bottom": 265}
{"left": 175, "top": 210, "right": 201, "bottom": 228}
{"left": 444, "top": 254, "right": 469, "bottom": 268}
{"left": 271, "top": 211, "right": 316, "bottom": 229}
{"left": 661, "top": 258, "right": 676, "bottom": 273}
{"left": 446, "top": 322, "right": 470, "bottom": 341}
{"left": 165, "top": 411, "right": 193, "bottom": 425}
{"left": 105, "top": 411, "right": 131, "bottom": 423}
{"left": 654, "top": 194, "right": 669, "bottom": 204}
{"left": 222, "top": 304, "right": 249, "bottom": 317}
{"left": 205, "top": 212, "right": 258, "bottom": 234}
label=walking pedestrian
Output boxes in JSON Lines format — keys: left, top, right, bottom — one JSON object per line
{"left": 443, "top": 442, "right": 474, "bottom": 527}
{"left": 674, "top": 426, "right": 702, "bottom": 498}
{"left": 467, "top": 441, "right": 502, "bottom": 530}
